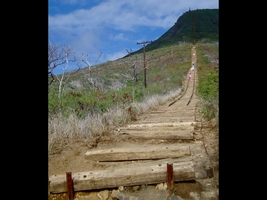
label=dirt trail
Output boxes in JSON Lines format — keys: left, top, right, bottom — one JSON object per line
{"left": 49, "top": 46, "right": 219, "bottom": 200}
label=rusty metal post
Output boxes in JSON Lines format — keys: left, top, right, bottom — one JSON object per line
{"left": 167, "top": 163, "right": 174, "bottom": 190}
{"left": 66, "top": 172, "right": 74, "bottom": 200}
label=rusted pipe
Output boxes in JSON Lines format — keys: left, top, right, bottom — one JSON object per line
{"left": 167, "top": 163, "right": 174, "bottom": 190}
{"left": 66, "top": 172, "right": 73, "bottom": 200}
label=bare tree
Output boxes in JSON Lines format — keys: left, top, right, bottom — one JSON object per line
{"left": 79, "top": 52, "right": 102, "bottom": 91}
{"left": 120, "top": 49, "right": 143, "bottom": 102}
{"left": 48, "top": 42, "right": 79, "bottom": 86}
{"left": 55, "top": 53, "right": 72, "bottom": 98}
{"left": 49, "top": 42, "right": 85, "bottom": 99}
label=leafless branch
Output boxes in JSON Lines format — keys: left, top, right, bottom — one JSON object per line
{"left": 48, "top": 42, "right": 77, "bottom": 85}
{"left": 80, "top": 52, "right": 102, "bottom": 90}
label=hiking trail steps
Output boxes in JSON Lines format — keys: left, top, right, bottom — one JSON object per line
{"left": 49, "top": 46, "right": 217, "bottom": 197}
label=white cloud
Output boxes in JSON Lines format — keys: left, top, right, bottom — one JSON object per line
{"left": 58, "top": 0, "right": 88, "bottom": 5}
{"left": 49, "top": 0, "right": 218, "bottom": 33}
{"left": 106, "top": 51, "right": 128, "bottom": 61}
{"left": 111, "top": 33, "right": 128, "bottom": 41}
{"left": 49, "top": 0, "right": 218, "bottom": 66}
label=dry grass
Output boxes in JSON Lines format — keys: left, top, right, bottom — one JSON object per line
{"left": 48, "top": 88, "right": 181, "bottom": 154}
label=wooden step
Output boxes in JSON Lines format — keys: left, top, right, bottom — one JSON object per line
{"left": 125, "top": 122, "right": 195, "bottom": 128}
{"left": 85, "top": 145, "right": 191, "bottom": 161}
{"left": 49, "top": 161, "right": 195, "bottom": 193}
{"left": 119, "top": 126, "right": 193, "bottom": 132}
{"left": 140, "top": 117, "right": 195, "bottom": 123}
{"left": 117, "top": 129, "right": 193, "bottom": 140}
{"left": 144, "top": 112, "right": 195, "bottom": 117}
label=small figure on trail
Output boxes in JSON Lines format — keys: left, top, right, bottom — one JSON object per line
{"left": 189, "top": 73, "right": 192, "bottom": 79}
{"left": 191, "top": 62, "right": 195, "bottom": 71}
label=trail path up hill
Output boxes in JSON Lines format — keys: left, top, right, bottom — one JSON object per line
{"left": 49, "top": 46, "right": 219, "bottom": 200}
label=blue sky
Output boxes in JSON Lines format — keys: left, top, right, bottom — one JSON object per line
{"left": 49, "top": 0, "right": 218, "bottom": 74}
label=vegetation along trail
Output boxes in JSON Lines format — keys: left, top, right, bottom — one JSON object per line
{"left": 49, "top": 45, "right": 219, "bottom": 200}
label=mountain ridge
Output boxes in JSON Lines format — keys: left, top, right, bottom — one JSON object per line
{"left": 130, "top": 8, "right": 218, "bottom": 55}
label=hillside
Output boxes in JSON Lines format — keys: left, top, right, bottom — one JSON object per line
{"left": 49, "top": 8, "right": 218, "bottom": 94}
{"left": 132, "top": 8, "right": 218, "bottom": 54}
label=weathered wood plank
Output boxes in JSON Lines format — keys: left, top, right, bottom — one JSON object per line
{"left": 125, "top": 122, "right": 195, "bottom": 128}
{"left": 85, "top": 145, "right": 191, "bottom": 161}
{"left": 141, "top": 116, "right": 195, "bottom": 119}
{"left": 120, "top": 127, "right": 193, "bottom": 132}
{"left": 118, "top": 129, "right": 193, "bottom": 140}
{"left": 149, "top": 109, "right": 195, "bottom": 113}
{"left": 145, "top": 112, "right": 195, "bottom": 116}
{"left": 49, "top": 161, "right": 195, "bottom": 193}
{"left": 140, "top": 118, "right": 195, "bottom": 123}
